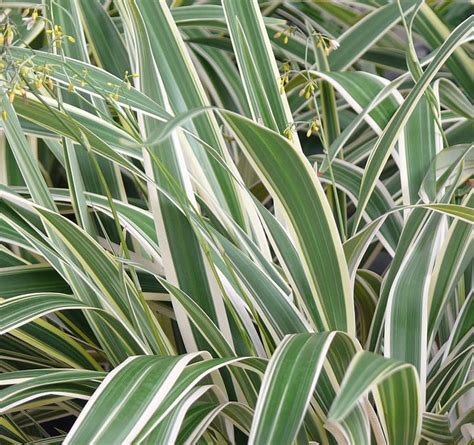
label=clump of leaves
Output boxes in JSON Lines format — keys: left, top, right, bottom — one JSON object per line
{"left": 0, "top": 1, "right": 472, "bottom": 444}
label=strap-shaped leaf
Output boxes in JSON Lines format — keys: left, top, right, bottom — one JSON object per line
{"left": 249, "top": 333, "right": 336, "bottom": 444}
{"left": 77, "top": 0, "right": 130, "bottom": 78}
{"left": 0, "top": 293, "right": 90, "bottom": 334}
{"left": 64, "top": 355, "right": 199, "bottom": 444}
{"left": 7, "top": 47, "right": 170, "bottom": 121}
{"left": 328, "top": 0, "right": 417, "bottom": 71}
{"left": 0, "top": 94, "right": 55, "bottom": 209}
{"left": 428, "top": 193, "right": 474, "bottom": 342}
{"left": 422, "top": 412, "right": 454, "bottom": 443}
{"left": 353, "top": 16, "right": 473, "bottom": 232}
{"left": 36, "top": 207, "right": 171, "bottom": 355}
{"left": 385, "top": 211, "right": 443, "bottom": 393}
{"left": 0, "top": 369, "right": 104, "bottom": 413}
{"left": 401, "top": 96, "right": 439, "bottom": 205}
{"left": 328, "top": 351, "right": 421, "bottom": 445}
{"left": 221, "top": 110, "right": 354, "bottom": 334}
{"left": 222, "top": 0, "right": 297, "bottom": 140}
{"left": 126, "top": 0, "right": 248, "bottom": 228}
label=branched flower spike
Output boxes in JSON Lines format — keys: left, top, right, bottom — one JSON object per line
{"left": 274, "top": 25, "right": 298, "bottom": 44}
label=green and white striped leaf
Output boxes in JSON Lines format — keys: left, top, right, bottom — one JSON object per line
{"left": 222, "top": 0, "right": 298, "bottom": 140}
{"left": 328, "top": 351, "right": 421, "bottom": 445}
{"left": 64, "top": 354, "right": 199, "bottom": 444}
{"left": 221, "top": 111, "right": 354, "bottom": 334}
{"left": 248, "top": 333, "right": 337, "bottom": 444}
{"left": 353, "top": 16, "right": 473, "bottom": 232}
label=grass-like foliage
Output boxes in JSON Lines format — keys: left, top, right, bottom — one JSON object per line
{"left": 0, "top": 1, "right": 472, "bottom": 443}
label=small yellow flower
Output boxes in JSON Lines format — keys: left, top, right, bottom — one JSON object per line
{"left": 300, "top": 83, "right": 315, "bottom": 100}
{"left": 2, "top": 111, "right": 7, "bottom": 121}
{"left": 67, "top": 35, "right": 76, "bottom": 43}
{"left": 23, "top": 8, "right": 39, "bottom": 30}
{"left": 279, "top": 78, "right": 284, "bottom": 94}
{"left": 306, "top": 119, "right": 320, "bottom": 138}
{"left": 283, "top": 125, "right": 294, "bottom": 141}
{"left": 274, "top": 27, "right": 296, "bottom": 45}
{"left": 6, "top": 28, "right": 14, "bottom": 45}
{"left": 67, "top": 83, "right": 75, "bottom": 92}
{"left": 279, "top": 74, "right": 289, "bottom": 95}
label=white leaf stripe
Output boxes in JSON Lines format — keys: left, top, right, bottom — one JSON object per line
{"left": 249, "top": 333, "right": 337, "bottom": 444}
{"left": 64, "top": 354, "right": 199, "bottom": 444}
{"left": 222, "top": 111, "right": 355, "bottom": 334}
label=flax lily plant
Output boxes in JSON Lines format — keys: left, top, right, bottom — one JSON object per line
{"left": 0, "top": 0, "right": 473, "bottom": 443}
